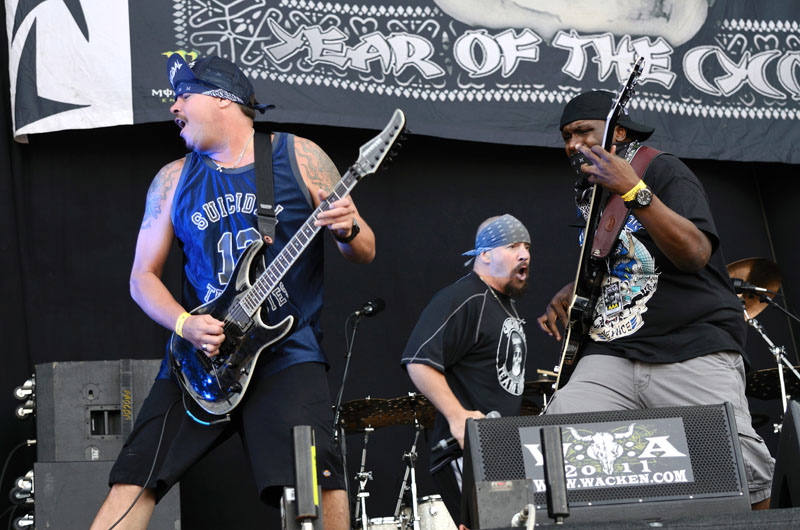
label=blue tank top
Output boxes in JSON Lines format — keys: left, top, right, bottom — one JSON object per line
{"left": 159, "top": 132, "right": 326, "bottom": 379}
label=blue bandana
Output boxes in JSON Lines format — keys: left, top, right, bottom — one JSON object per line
{"left": 463, "top": 214, "right": 530, "bottom": 257}
{"left": 167, "top": 53, "right": 273, "bottom": 114}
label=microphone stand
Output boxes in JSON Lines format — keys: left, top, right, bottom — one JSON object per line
{"left": 332, "top": 313, "right": 364, "bottom": 521}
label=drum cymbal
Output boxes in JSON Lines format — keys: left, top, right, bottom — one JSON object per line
{"left": 337, "top": 393, "right": 436, "bottom": 432}
{"left": 524, "top": 376, "right": 557, "bottom": 397}
{"left": 361, "top": 393, "right": 436, "bottom": 429}
{"left": 746, "top": 367, "right": 800, "bottom": 400}
{"left": 338, "top": 397, "right": 391, "bottom": 433}
{"left": 727, "top": 257, "right": 781, "bottom": 318}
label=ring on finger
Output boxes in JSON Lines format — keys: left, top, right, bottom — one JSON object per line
{"left": 201, "top": 343, "right": 209, "bottom": 352}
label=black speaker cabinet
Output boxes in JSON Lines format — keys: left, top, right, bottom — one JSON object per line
{"left": 35, "top": 359, "right": 161, "bottom": 462}
{"left": 462, "top": 403, "right": 750, "bottom": 527}
{"left": 771, "top": 400, "right": 800, "bottom": 508}
{"left": 34, "top": 460, "right": 180, "bottom": 529}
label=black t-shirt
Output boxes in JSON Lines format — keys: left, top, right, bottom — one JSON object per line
{"left": 400, "top": 272, "right": 528, "bottom": 472}
{"left": 581, "top": 151, "right": 748, "bottom": 365}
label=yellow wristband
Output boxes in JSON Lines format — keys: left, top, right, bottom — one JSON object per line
{"left": 175, "top": 312, "right": 191, "bottom": 338}
{"left": 621, "top": 180, "right": 647, "bottom": 202}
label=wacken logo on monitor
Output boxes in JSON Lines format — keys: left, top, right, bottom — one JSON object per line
{"left": 519, "top": 417, "right": 694, "bottom": 492}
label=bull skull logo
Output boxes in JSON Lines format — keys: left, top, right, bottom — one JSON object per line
{"left": 566, "top": 423, "right": 636, "bottom": 475}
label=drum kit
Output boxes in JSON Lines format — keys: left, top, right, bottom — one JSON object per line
{"left": 335, "top": 379, "right": 555, "bottom": 530}
{"left": 727, "top": 257, "right": 800, "bottom": 430}
{"left": 336, "top": 392, "right": 451, "bottom": 530}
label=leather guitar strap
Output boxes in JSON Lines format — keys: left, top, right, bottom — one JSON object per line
{"left": 591, "top": 145, "right": 662, "bottom": 259}
{"left": 255, "top": 132, "right": 276, "bottom": 245}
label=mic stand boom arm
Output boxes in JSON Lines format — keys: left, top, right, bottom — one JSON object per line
{"left": 746, "top": 315, "right": 800, "bottom": 418}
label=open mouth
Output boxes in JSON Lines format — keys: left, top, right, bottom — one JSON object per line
{"left": 174, "top": 117, "right": 186, "bottom": 129}
{"left": 514, "top": 264, "right": 528, "bottom": 281}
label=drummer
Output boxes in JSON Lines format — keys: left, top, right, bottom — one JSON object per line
{"left": 400, "top": 214, "right": 532, "bottom": 525}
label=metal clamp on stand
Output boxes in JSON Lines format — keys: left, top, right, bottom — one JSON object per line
{"left": 282, "top": 426, "right": 323, "bottom": 530}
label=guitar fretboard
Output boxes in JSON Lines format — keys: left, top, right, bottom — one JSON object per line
{"left": 238, "top": 169, "right": 359, "bottom": 316}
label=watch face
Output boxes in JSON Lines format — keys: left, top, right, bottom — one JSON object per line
{"left": 636, "top": 188, "right": 653, "bottom": 206}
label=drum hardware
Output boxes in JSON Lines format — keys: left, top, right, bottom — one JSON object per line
{"left": 391, "top": 415, "right": 424, "bottom": 530}
{"left": 407, "top": 494, "right": 455, "bottom": 530}
{"left": 354, "top": 426, "right": 376, "bottom": 530}
{"left": 727, "top": 257, "right": 782, "bottom": 320}
{"left": 745, "top": 317, "right": 800, "bottom": 432}
{"left": 728, "top": 258, "right": 800, "bottom": 431}
{"left": 523, "top": 370, "right": 557, "bottom": 411}
{"left": 337, "top": 392, "right": 436, "bottom": 530}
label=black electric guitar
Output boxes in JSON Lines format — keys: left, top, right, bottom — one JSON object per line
{"left": 554, "top": 59, "right": 644, "bottom": 390}
{"left": 170, "top": 109, "right": 406, "bottom": 415}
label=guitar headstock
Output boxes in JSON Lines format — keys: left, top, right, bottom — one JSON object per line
{"left": 353, "top": 109, "right": 406, "bottom": 179}
{"left": 602, "top": 57, "right": 644, "bottom": 151}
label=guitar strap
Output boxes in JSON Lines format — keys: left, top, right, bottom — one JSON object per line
{"left": 591, "top": 145, "right": 662, "bottom": 259}
{"left": 255, "top": 131, "right": 276, "bottom": 245}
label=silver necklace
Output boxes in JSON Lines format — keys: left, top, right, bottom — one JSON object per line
{"left": 214, "top": 129, "right": 254, "bottom": 172}
{"left": 479, "top": 276, "right": 523, "bottom": 322}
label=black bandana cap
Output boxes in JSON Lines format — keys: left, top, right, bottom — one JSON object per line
{"left": 167, "top": 53, "right": 274, "bottom": 114}
{"left": 560, "top": 90, "right": 654, "bottom": 141}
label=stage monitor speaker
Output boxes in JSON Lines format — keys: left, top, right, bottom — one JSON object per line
{"left": 462, "top": 403, "right": 750, "bottom": 527}
{"left": 34, "top": 460, "right": 180, "bottom": 529}
{"left": 35, "top": 359, "right": 161, "bottom": 462}
{"left": 771, "top": 399, "right": 800, "bottom": 508}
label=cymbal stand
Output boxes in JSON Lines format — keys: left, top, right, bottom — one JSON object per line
{"left": 393, "top": 418, "right": 423, "bottom": 530}
{"left": 354, "top": 426, "right": 375, "bottom": 530}
{"left": 746, "top": 314, "right": 800, "bottom": 425}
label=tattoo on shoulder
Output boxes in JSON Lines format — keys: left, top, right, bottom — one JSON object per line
{"left": 141, "top": 160, "right": 182, "bottom": 229}
{"left": 294, "top": 137, "right": 340, "bottom": 192}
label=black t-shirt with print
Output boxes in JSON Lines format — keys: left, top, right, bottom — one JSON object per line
{"left": 581, "top": 151, "right": 748, "bottom": 366}
{"left": 401, "top": 272, "right": 528, "bottom": 472}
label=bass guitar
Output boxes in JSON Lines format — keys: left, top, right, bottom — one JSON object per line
{"left": 170, "top": 109, "right": 406, "bottom": 415}
{"left": 554, "top": 59, "right": 644, "bottom": 390}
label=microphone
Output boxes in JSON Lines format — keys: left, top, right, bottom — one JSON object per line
{"left": 352, "top": 298, "right": 385, "bottom": 318}
{"left": 432, "top": 411, "right": 500, "bottom": 453}
{"left": 731, "top": 278, "right": 773, "bottom": 295}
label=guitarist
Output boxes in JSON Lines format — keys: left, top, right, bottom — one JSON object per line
{"left": 91, "top": 54, "right": 375, "bottom": 529}
{"left": 536, "top": 90, "right": 774, "bottom": 510}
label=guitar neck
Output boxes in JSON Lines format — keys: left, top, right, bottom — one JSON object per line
{"left": 238, "top": 169, "right": 359, "bottom": 316}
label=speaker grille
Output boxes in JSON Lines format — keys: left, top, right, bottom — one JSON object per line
{"left": 473, "top": 405, "right": 744, "bottom": 505}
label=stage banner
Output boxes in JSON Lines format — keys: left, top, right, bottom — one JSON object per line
{"left": 5, "top": 1, "right": 800, "bottom": 163}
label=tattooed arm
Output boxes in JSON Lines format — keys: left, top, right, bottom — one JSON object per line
{"left": 129, "top": 158, "right": 225, "bottom": 352}
{"left": 293, "top": 136, "right": 376, "bottom": 264}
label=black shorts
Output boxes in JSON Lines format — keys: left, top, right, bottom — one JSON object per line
{"left": 109, "top": 361, "right": 346, "bottom": 505}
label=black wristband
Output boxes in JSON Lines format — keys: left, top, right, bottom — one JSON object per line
{"left": 333, "top": 218, "right": 360, "bottom": 243}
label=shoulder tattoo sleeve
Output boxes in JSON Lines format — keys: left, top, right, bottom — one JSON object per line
{"left": 141, "top": 160, "right": 182, "bottom": 230}
{"left": 293, "top": 137, "right": 340, "bottom": 192}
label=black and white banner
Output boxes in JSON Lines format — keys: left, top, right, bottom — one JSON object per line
{"left": 6, "top": 1, "right": 800, "bottom": 163}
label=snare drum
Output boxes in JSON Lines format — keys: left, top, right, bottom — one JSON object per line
{"left": 369, "top": 517, "right": 404, "bottom": 530}
{"left": 413, "top": 495, "right": 456, "bottom": 530}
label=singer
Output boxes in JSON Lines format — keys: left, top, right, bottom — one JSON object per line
{"left": 401, "top": 214, "right": 532, "bottom": 525}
